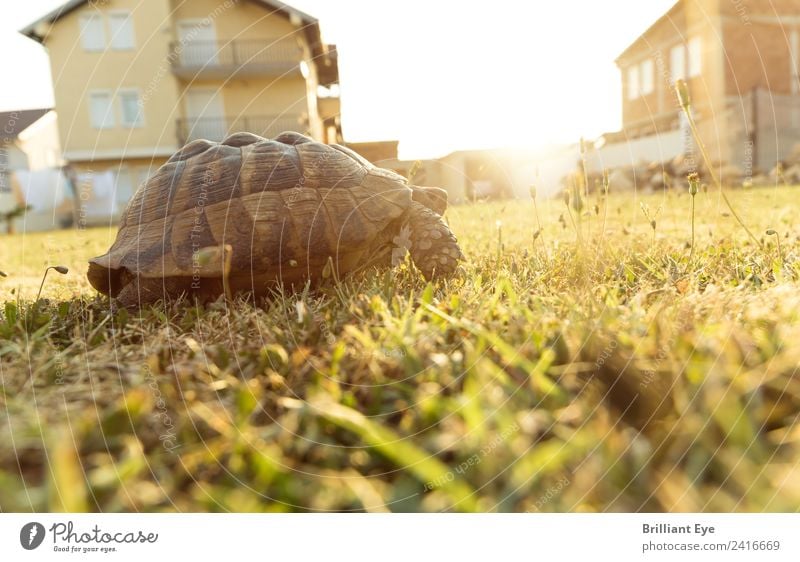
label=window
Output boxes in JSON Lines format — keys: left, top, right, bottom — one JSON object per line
{"left": 640, "top": 59, "right": 654, "bottom": 95}
{"left": 109, "top": 12, "right": 135, "bottom": 50}
{"left": 627, "top": 65, "right": 640, "bottom": 100}
{"left": 79, "top": 13, "right": 106, "bottom": 51}
{"left": 89, "top": 91, "right": 114, "bottom": 129}
{"left": 119, "top": 90, "right": 144, "bottom": 127}
{"left": 670, "top": 44, "right": 686, "bottom": 82}
{"left": 688, "top": 36, "right": 702, "bottom": 77}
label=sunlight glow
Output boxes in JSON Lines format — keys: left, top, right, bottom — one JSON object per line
{"left": 1, "top": 0, "right": 676, "bottom": 158}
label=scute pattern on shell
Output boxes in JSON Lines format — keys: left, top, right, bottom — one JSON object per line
{"left": 89, "top": 132, "right": 413, "bottom": 293}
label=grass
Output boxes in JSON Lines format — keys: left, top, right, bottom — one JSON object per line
{"left": 1, "top": 184, "right": 800, "bottom": 512}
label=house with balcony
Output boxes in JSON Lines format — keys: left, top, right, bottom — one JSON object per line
{"left": 592, "top": 0, "right": 800, "bottom": 177}
{"left": 21, "top": 0, "right": 341, "bottom": 223}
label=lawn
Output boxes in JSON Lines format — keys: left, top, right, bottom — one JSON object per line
{"left": 1, "top": 184, "right": 799, "bottom": 512}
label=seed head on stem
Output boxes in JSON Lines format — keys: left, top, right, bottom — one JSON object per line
{"left": 766, "top": 229, "right": 783, "bottom": 263}
{"left": 36, "top": 266, "right": 69, "bottom": 302}
{"left": 674, "top": 80, "right": 762, "bottom": 249}
{"left": 688, "top": 173, "right": 700, "bottom": 262}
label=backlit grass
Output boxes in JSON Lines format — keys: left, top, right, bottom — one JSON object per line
{"left": 1, "top": 184, "right": 799, "bottom": 512}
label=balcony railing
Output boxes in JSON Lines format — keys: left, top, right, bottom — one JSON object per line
{"left": 176, "top": 115, "right": 307, "bottom": 145}
{"left": 170, "top": 39, "right": 302, "bottom": 78}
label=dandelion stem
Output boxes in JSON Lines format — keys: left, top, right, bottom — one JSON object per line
{"left": 36, "top": 266, "right": 69, "bottom": 302}
{"left": 496, "top": 220, "right": 503, "bottom": 265}
{"left": 688, "top": 173, "right": 700, "bottom": 263}
{"left": 676, "top": 80, "right": 762, "bottom": 249}
{"left": 690, "top": 194, "right": 696, "bottom": 262}
{"left": 766, "top": 229, "right": 783, "bottom": 263}
{"left": 580, "top": 138, "right": 591, "bottom": 238}
{"left": 601, "top": 170, "right": 609, "bottom": 239}
{"left": 529, "top": 183, "right": 546, "bottom": 253}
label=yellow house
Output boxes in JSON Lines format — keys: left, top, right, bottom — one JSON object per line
{"left": 21, "top": 0, "right": 341, "bottom": 223}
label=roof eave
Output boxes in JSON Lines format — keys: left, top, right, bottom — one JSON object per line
{"left": 20, "top": 0, "right": 322, "bottom": 43}
{"left": 19, "top": 0, "right": 88, "bottom": 42}
{"left": 259, "top": 0, "right": 318, "bottom": 26}
{"left": 0, "top": 108, "right": 53, "bottom": 140}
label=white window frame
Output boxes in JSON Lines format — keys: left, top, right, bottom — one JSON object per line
{"left": 79, "top": 13, "right": 106, "bottom": 52}
{"left": 670, "top": 44, "right": 686, "bottom": 83}
{"left": 108, "top": 10, "right": 136, "bottom": 51}
{"left": 627, "top": 65, "right": 640, "bottom": 100}
{"left": 118, "top": 89, "right": 145, "bottom": 128}
{"left": 640, "top": 58, "right": 655, "bottom": 95}
{"left": 688, "top": 36, "right": 702, "bottom": 77}
{"left": 88, "top": 90, "right": 115, "bottom": 129}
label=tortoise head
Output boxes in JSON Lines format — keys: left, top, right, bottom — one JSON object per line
{"left": 410, "top": 186, "right": 448, "bottom": 216}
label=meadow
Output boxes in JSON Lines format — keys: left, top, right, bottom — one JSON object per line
{"left": 1, "top": 183, "right": 799, "bottom": 512}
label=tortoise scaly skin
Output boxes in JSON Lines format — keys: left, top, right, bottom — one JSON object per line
{"left": 88, "top": 131, "right": 463, "bottom": 308}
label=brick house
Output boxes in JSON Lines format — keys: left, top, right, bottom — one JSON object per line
{"left": 610, "top": 0, "right": 800, "bottom": 174}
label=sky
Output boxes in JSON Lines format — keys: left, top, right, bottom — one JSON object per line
{"left": 0, "top": 0, "right": 677, "bottom": 159}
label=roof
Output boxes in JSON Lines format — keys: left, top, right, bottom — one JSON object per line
{"left": 20, "top": 0, "right": 317, "bottom": 40}
{"left": 615, "top": 1, "right": 682, "bottom": 65}
{"left": 0, "top": 108, "right": 51, "bottom": 142}
{"left": 18, "top": 0, "right": 83, "bottom": 39}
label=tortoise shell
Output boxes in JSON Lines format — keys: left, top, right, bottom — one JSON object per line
{"left": 88, "top": 131, "right": 413, "bottom": 297}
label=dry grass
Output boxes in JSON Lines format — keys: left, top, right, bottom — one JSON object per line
{"left": 1, "top": 184, "right": 799, "bottom": 512}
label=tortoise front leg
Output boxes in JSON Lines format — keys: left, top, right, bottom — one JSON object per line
{"left": 404, "top": 201, "right": 463, "bottom": 280}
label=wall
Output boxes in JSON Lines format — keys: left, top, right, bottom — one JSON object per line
{"left": 181, "top": 76, "right": 308, "bottom": 128}
{"left": 589, "top": 129, "right": 684, "bottom": 172}
{"left": 745, "top": 89, "right": 800, "bottom": 170}
{"left": 720, "top": 1, "right": 800, "bottom": 97}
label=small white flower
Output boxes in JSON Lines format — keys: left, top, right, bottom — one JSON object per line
{"left": 295, "top": 300, "right": 308, "bottom": 323}
{"left": 391, "top": 225, "right": 413, "bottom": 266}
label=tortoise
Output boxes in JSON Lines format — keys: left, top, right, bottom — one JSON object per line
{"left": 87, "top": 131, "right": 463, "bottom": 308}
